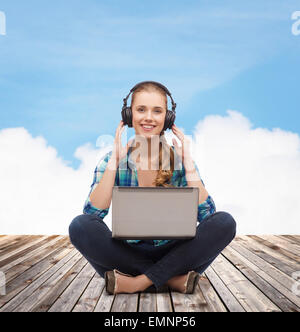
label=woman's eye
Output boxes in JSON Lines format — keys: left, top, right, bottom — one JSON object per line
{"left": 137, "top": 108, "right": 161, "bottom": 113}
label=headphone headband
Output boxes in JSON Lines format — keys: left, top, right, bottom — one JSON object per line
{"left": 122, "top": 80, "right": 177, "bottom": 113}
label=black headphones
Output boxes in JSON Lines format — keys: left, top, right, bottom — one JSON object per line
{"left": 121, "top": 80, "right": 177, "bottom": 132}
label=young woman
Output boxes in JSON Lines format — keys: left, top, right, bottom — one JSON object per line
{"left": 68, "top": 81, "right": 236, "bottom": 295}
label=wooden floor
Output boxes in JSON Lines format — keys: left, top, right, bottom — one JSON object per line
{"left": 0, "top": 235, "right": 299, "bottom": 312}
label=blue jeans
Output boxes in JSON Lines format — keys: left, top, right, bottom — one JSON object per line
{"left": 68, "top": 211, "right": 236, "bottom": 290}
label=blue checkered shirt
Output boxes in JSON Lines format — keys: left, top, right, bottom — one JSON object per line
{"left": 83, "top": 145, "right": 216, "bottom": 247}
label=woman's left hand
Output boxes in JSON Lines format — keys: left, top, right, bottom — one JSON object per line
{"left": 171, "top": 124, "right": 192, "bottom": 163}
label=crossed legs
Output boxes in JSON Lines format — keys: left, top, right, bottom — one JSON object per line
{"left": 69, "top": 211, "right": 236, "bottom": 292}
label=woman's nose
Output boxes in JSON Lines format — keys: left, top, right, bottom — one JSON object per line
{"left": 145, "top": 111, "right": 154, "bottom": 120}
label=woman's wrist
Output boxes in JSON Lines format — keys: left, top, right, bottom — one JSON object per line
{"left": 107, "top": 156, "right": 119, "bottom": 170}
{"left": 183, "top": 156, "right": 194, "bottom": 172}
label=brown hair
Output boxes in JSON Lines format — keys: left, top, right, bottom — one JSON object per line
{"left": 130, "top": 82, "right": 175, "bottom": 187}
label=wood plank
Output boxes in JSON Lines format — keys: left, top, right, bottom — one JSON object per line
{"left": 222, "top": 245, "right": 300, "bottom": 312}
{"left": 156, "top": 291, "right": 173, "bottom": 312}
{"left": 14, "top": 253, "right": 86, "bottom": 312}
{"left": 277, "top": 235, "right": 300, "bottom": 248}
{"left": 24, "top": 254, "right": 88, "bottom": 312}
{"left": 0, "top": 236, "right": 55, "bottom": 268}
{"left": 72, "top": 274, "right": 105, "bottom": 312}
{"left": 3, "top": 236, "right": 67, "bottom": 282}
{"left": 282, "top": 235, "right": 300, "bottom": 244}
{"left": 229, "top": 241, "right": 300, "bottom": 308}
{"left": 47, "top": 259, "right": 95, "bottom": 312}
{"left": 0, "top": 236, "right": 31, "bottom": 250}
{"left": 171, "top": 282, "right": 212, "bottom": 312}
{"left": 204, "top": 266, "right": 245, "bottom": 312}
{"left": 210, "top": 254, "right": 281, "bottom": 312}
{"left": 34, "top": 264, "right": 98, "bottom": 311}
{"left": 0, "top": 248, "right": 78, "bottom": 311}
{"left": 138, "top": 292, "right": 157, "bottom": 312}
{"left": 0, "top": 236, "right": 23, "bottom": 248}
{"left": 0, "top": 236, "right": 41, "bottom": 262}
{"left": 13, "top": 253, "right": 86, "bottom": 312}
{"left": 98, "top": 287, "right": 174, "bottom": 313}
{"left": 94, "top": 281, "right": 115, "bottom": 312}
{"left": 197, "top": 274, "right": 227, "bottom": 312}
{"left": 0, "top": 235, "right": 299, "bottom": 312}
{"left": 235, "top": 236, "right": 299, "bottom": 276}
{"left": 0, "top": 238, "right": 71, "bottom": 308}
{"left": 0, "top": 236, "right": 46, "bottom": 260}
{"left": 110, "top": 293, "right": 139, "bottom": 312}
{"left": 261, "top": 235, "right": 300, "bottom": 257}
{"left": 248, "top": 235, "right": 300, "bottom": 264}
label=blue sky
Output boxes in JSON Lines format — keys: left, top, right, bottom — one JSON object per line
{"left": 1, "top": 0, "right": 300, "bottom": 169}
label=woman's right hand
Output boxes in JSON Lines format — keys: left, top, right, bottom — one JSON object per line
{"left": 111, "top": 120, "right": 133, "bottom": 165}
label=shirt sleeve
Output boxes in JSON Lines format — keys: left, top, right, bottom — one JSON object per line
{"left": 82, "top": 151, "right": 114, "bottom": 219}
{"left": 180, "top": 160, "right": 216, "bottom": 223}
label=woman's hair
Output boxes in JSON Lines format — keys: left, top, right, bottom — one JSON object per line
{"left": 130, "top": 82, "right": 175, "bottom": 187}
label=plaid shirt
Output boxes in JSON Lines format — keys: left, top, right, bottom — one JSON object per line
{"left": 83, "top": 144, "right": 216, "bottom": 247}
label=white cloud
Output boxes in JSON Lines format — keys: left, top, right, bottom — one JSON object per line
{"left": 1, "top": 110, "right": 299, "bottom": 235}
{"left": 191, "top": 110, "right": 300, "bottom": 234}
{"left": 0, "top": 127, "right": 109, "bottom": 234}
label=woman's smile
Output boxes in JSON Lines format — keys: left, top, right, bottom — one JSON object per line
{"left": 141, "top": 124, "right": 156, "bottom": 132}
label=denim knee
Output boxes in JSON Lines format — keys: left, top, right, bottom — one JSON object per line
{"left": 68, "top": 214, "right": 87, "bottom": 247}
{"left": 216, "top": 211, "right": 237, "bottom": 241}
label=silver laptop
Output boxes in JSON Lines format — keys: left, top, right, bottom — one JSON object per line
{"left": 112, "top": 186, "right": 199, "bottom": 240}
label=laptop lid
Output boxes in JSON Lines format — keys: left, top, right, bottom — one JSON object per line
{"left": 112, "top": 186, "right": 199, "bottom": 240}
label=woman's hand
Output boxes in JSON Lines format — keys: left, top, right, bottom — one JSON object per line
{"left": 111, "top": 120, "right": 133, "bottom": 164}
{"left": 171, "top": 124, "right": 192, "bottom": 164}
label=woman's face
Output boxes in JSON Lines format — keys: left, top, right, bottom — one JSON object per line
{"left": 131, "top": 91, "right": 167, "bottom": 139}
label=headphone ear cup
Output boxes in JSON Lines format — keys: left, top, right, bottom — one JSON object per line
{"left": 163, "top": 110, "right": 176, "bottom": 131}
{"left": 121, "top": 107, "right": 133, "bottom": 127}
